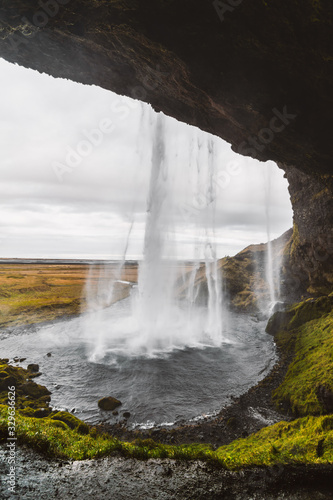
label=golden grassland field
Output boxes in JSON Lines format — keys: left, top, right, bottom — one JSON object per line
{"left": 0, "top": 262, "right": 137, "bottom": 328}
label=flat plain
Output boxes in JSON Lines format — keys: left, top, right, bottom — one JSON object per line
{"left": 0, "top": 262, "right": 137, "bottom": 328}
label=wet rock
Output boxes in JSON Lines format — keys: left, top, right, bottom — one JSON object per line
{"left": 265, "top": 310, "right": 294, "bottom": 335}
{"left": 112, "top": 411, "right": 119, "bottom": 416}
{"left": 46, "top": 353, "right": 52, "bottom": 357}
{"left": 98, "top": 397, "right": 122, "bottom": 411}
{"left": 27, "top": 363, "right": 39, "bottom": 373}
{"left": 123, "top": 412, "right": 131, "bottom": 419}
{"left": 271, "top": 301, "right": 286, "bottom": 313}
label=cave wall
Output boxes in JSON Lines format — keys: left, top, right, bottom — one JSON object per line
{"left": 281, "top": 165, "right": 333, "bottom": 298}
{"left": 0, "top": 0, "right": 332, "bottom": 297}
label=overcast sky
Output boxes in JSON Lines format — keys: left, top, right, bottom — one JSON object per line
{"left": 0, "top": 58, "right": 292, "bottom": 260}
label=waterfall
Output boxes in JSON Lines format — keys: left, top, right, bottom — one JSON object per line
{"left": 135, "top": 112, "right": 177, "bottom": 345}
{"left": 203, "top": 138, "right": 223, "bottom": 342}
{"left": 84, "top": 109, "right": 225, "bottom": 360}
{"left": 263, "top": 167, "right": 280, "bottom": 312}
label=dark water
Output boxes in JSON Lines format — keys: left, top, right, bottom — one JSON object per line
{"left": 0, "top": 310, "right": 276, "bottom": 428}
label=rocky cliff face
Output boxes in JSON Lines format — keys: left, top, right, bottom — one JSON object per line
{"left": 0, "top": 0, "right": 332, "bottom": 297}
{"left": 281, "top": 165, "right": 333, "bottom": 298}
{"left": 178, "top": 230, "right": 292, "bottom": 312}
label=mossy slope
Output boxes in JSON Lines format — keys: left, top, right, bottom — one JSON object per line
{"left": 0, "top": 406, "right": 332, "bottom": 468}
{"left": 266, "top": 296, "right": 333, "bottom": 416}
{"left": 0, "top": 359, "right": 51, "bottom": 412}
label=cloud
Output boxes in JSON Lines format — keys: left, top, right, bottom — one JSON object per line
{"left": 0, "top": 58, "right": 292, "bottom": 260}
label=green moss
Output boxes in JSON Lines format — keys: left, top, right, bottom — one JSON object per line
{"left": 0, "top": 406, "right": 332, "bottom": 467}
{"left": 50, "top": 411, "right": 82, "bottom": 429}
{"left": 50, "top": 411, "right": 89, "bottom": 434}
{"left": 273, "top": 309, "right": 333, "bottom": 416}
{"left": 18, "top": 407, "right": 36, "bottom": 418}
{"left": 288, "top": 296, "right": 333, "bottom": 330}
{"left": 266, "top": 295, "right": 333, "bottom": 335}
{"left": 49, "top": 420, "right": 69, "bottom": 431}
{"left": 0, "top": 361, "right": 51, "bottom": 411}
{"left": 216, "top": 415, "right": 333, "bottom": 467}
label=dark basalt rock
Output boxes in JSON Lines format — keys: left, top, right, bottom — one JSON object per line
{"left": 27, "top": 363, "right": 39, "bottom": 373}
{"left": 0, "top": 1, "right": 332, "bottom": 175}
{"left": 98, "top": 396, "right": 122, "bottom": 411}
{"left": 281, "top": 166, "right": 333, "bottom": 299}
{"left": 265, "top": 310, "right": 294, "bottom": 336}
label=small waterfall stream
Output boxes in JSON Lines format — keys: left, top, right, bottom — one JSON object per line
{"left": 264, "top": 167, "right": 276, "bottom": 306}
{"left": 263, "top": 166, "right": 282, "bottom": 314}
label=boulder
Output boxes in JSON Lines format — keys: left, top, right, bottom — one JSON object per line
{"left": 98, "top": 397, "right": 122, "bottom": 411}
{"left": 27, "top": 364, "right": 39, "bottom": 373}
{"left": 265, "top": 310, "right": 294, "bottom": 335}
